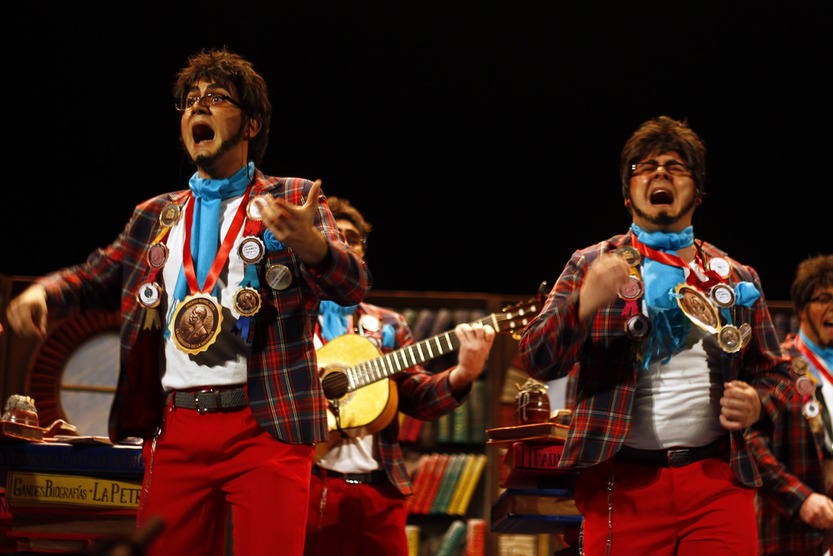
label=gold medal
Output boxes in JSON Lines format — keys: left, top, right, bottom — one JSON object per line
{"left": 709, "top": 284, "right": 735, "bottom": 308}
{"left": 624, "top": 314, "right": 651, "bottom": 340}
{"left": 675, "top": 284, "right": 719, "bottom": 333}
{"left": 246, "top": 196, "right": 267, "bottom": 221}
{"left": 137, "top": 282, "right": 162, "bottom": 308}
{"left": 233, "top": 287, "right": 262, "bottom": 317}
{"left": 169, "top": 294, "right": 223, "bottom": 355}
{"left": 159, "top": 203, "right": 181, "bottom": 227}
{"left": 616, "top": 246, "right": 641, "bottom": 267}
{"left": 265, "top": 264, "right": 293, "bottom": 291}
{"left": 147, "top": 243, "right": 169, "bottom": 269}
{"left": 618, "top": 275, "right": 644, "bottom": 301}
{"left": 796, "top": 375, "right": 817, "bottom": 397}
{"left": 738, "top": 322, "right": 752, "bottom": 349}
{"left": 792, "top": 357, "right": 810, "bottom": 374}
{"left": 238, "top": 236, "right": 266, "bottom": 265}
{"left": 717, "top": 324, "right": 743, "bottom": 353}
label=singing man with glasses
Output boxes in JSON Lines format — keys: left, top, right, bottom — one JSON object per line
{"left": 5, "top": 49, "right": 371, "bottom": 555}
{"left": 305, "top": 196, "right": 494, "bottom": 556}
{"left": 519, "top": 116, "right": 789, "bottom": 554}
{"left": 748, "top": 254, "right": 833, "bottom": 555}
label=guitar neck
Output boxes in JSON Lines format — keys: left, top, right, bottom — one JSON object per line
{"left": 345, "top": 314, "right": 502, "bottom": 391}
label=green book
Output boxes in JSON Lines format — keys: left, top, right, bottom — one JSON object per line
{"left": 436, "top": 413, "right": 452, "bottom": 443}
{"left": 469, "top": 379, "right": 486, "bottom": 443}
{"left": 451, "top": 402, "right": 469, "bottom": 443}
{"left": 430, "top": 454, "right": 466, "bottom": 514}
{"left": 434, "top": 519, "right": 466, "bottom": 556}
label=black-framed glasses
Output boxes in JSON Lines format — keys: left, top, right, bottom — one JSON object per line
{"left": 176, "top": 92, "right": 244, "bottom": 112}
{"left": 809, "top": 293, "right": 833, "bottom": 308}
{"left": 339, "top": 229, "right": 366, "bottom": 250}
{"left": 631, "top": 159, "right": 691, "bottom": 177}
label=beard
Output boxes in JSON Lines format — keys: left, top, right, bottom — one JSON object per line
{"left": 192, "top": 121, "right": 247, "bottom": 174}
{"left": 630, "top": 195, "right": 698, "bottom": 227}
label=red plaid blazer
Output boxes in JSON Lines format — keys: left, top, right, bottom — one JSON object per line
{"left": 39, "top": 170, "right": 371, "bottom": 444}
{"left": 519, "top": 232, "right": 789, "bottom": 487}
{"left": 332, "top": 302, "right": 465, "bottom": 495}
{"left": 747, "top": 335, "right": 826, "bottom": 555}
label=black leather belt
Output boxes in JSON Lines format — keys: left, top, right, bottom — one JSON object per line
{"left": 168, "top": 387, "right": 247, "bottom": 414}
{"left": 616, "top": 438, "right": 727, "bottom": 468}
{"left": 312, "top": 465, "right": 386, "bottom": 484}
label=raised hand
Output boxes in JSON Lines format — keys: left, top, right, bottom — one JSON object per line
{"left": 6, "top": 284, "right": 49, "bottom": 339}
{"left": 257, "top": 179, "right": 329, "bottom": 265}
{"left": 578, "top": 249, "right": 631, "bottom": 323}
{"left": 449, "top": 323, "right": 496, "bottom": 392}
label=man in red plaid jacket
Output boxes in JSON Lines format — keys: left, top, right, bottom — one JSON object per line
{"left": 519, "top": 116, "right": 788, "bottom": 555}
{"left": 748, "top": 254, "right": 833, "bottom": 555}
{"left": 304, "top": 197, "right": 494, "bottom": 556}
{"left": 6, "top": 50, "right": 370, "bottom": 555}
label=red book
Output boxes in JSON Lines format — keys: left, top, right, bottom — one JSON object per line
{"left": 407, "top": 453, "right": 437, "bottom": 513}
{"left": 417, "top": 454, "right": 450, "bottom": 514}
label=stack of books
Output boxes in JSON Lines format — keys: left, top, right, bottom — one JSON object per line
{"left": 0, "top": 438, "right": 143, "bottom": 553}
{"left": 486, "top": 419, "right": 582, "bottom": 545}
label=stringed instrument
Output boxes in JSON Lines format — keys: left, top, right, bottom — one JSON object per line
{"left": 315, "top": 295, "right": 543, "bottom": 447}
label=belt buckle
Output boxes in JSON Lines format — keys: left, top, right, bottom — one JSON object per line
{"left": 194, "top": 389, "right": 217, "bottom": 414}
{"left": 667, "top": 448, "right": 691, "bottom": 467}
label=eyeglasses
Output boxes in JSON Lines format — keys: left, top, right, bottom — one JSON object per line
{"left": 809, "top": 293, "right": 833, "bottom": 308}
{"left": 631, "top": 159, "right": 691, "bottom": 177}
{"left": 176, "top": 92, "right": 244, "bottom": 112}
{"left": 339, "top": 229, "right": 366, "bottom": 250}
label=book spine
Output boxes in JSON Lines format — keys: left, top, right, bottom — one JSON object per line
{"left": 465, "top": 518, "right": 486, "bottom": 556}
{"left": 405, "top": 524, "right": 419, "bottom": 556}
{"left": 5, "top": 471, "right": 141, "bottom": 510}
{"left": 435, "top": 519, "right": 466, "bottom": 556}
{"left": 451, "top": 403, "right": 469, "bottom": 443}
{"left": 469, "top": 380, "right": 486, "bottom": 443}
{"left": 455, "top": 454, "right": 487, "bottom": 515}
{"left": 0, "top": 444, "right": 144, "bottom": 477}
{"left": 436, "top": 413, "right": 452, "bottom": 443}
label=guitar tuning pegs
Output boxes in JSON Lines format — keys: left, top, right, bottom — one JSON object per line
{"left": 537, "top": 281, "right": 550, "bottom": 302}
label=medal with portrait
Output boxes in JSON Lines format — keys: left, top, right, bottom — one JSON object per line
{"left": 169, "top": 293, "right": 223, "bottom": 355}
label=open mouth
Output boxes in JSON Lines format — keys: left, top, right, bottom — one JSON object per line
{"left": 192, "top": 123, "right": 215, "bottom": 144}
{"left": 650, "top": 188, "right": 674, "bottom": 205}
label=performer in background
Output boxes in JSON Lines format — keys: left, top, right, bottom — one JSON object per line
{"left": 748, "top": 254, "right": 833, "bottom": 555}
{"left": 304, "top": 197, "right": 494, "bottom": 556}
{"left": 5, "top": 49, "right": 370, "bottom": 555}
{"left": 519, "top": 116, "right": 788, "bottom": 555}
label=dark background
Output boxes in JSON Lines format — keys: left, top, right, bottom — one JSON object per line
{"left": 3, "top": 6, "right": 830, "bottom": 300}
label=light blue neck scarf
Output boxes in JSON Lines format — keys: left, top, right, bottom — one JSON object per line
{"left": 630, "top": 223, "right": 694, "bottom": 366}
{"left": 800, "top": 329, "right": 833, "bottom": 378}
{"left": 166, "top": 162, "right": 254, "bottom": 335}
{"left": 319, "top": 300, "right": 358, "bottom": 341}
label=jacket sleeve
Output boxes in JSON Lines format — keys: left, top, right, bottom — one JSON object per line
{"left": 38, "top": 206, "right": 146, "bottom": 320}
{"left": 519, "top": 249, "right": 592, "bottom": 381}
{"left": 746, "top": 381, "right": 816, "bottom": 520}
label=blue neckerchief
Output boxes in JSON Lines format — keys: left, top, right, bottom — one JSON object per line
{"left": 166, "top": 162, "right": 254, "bottom": 337}
{"left": 631, "top": 223, "right": 694, "bottom": 366}
{"left": 800, "top": 329, "right": 833, "bottom": 380}
{"left": 319, "top": 300, "right": 358, "bottom": 341}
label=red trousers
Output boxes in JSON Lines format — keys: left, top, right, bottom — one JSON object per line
{"left": 137, "top": 401, "right": 314, "bottom": 556}
{"left": 304, "top": 472, "right": 408, "bottom": 556}
{"left": 575, "top": 457, "right": 757, "bottom": 556}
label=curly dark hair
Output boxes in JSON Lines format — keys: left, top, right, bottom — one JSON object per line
{"left": 173, "top": 48, "right": 271, "bottom": 165}
{"left": 327, "top": 197, "right": 373, "bottom": 239}
{"left": 791, "top": 254, "right": 833, "bottom": 312}
{"left": 620, "top": 116, "right": 707, "bottom": 201}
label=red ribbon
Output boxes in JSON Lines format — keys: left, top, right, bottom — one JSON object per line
{"left": 629, "top": 232, "right": 723, "bottom": 292}
{"left": 622, "top": 299, "right": 639, "bottom": 317}
{"left": 182, "top": 185, "right": 253, "bottom": 295}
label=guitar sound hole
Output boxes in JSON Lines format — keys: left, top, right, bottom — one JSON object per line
{"left": 322, "top": 372, "right": 349, "bottom": 399}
